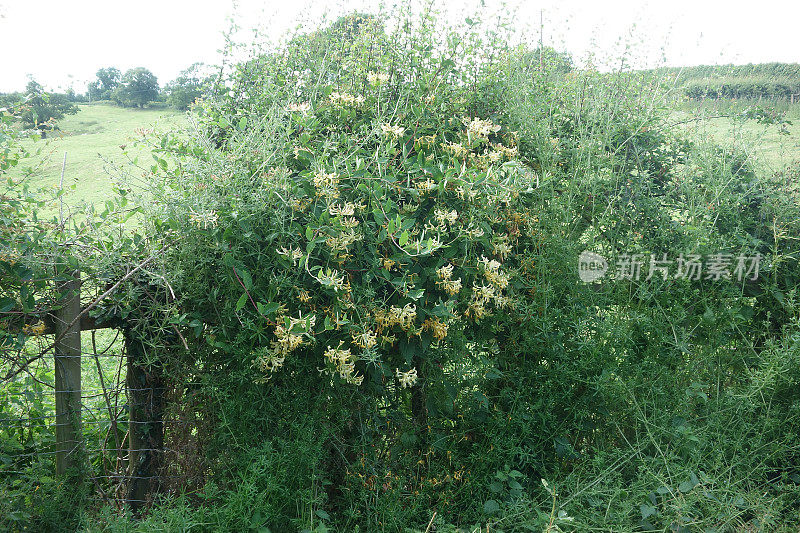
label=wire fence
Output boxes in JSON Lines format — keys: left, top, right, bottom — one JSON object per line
{"left": 0, "top": 330, "right": 195, "bottom": 511}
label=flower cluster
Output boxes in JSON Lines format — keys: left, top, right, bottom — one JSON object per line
{"left": 414, "top": 178, "right": 437, "bottom": 193}
{"left": 443, "top": 141, "right": 469, "bottom": 159}
{"left": 189, "top": 209, "right": 219, "bottom": 229}
{"left": 0, "top": 249, "right": 21, "bottom": 265}
{"left": 434, "top": 208, "right": 458, "bottom": 226}
{"left": 374, "top": 303, "right": 417, "bottom": 333}
{"left": 490, "top": 142, "right": 518, "bottom": 158}
{"left": 22, "top": 321, "right": 46, "bottom": 337}
{"left": 277, "top": 246, "right": 304, "bottom": 266}
{"left": 381, "top": 123, "right": 406, "bottom": 138}
{"left": 492, "top": 235, "right": 512, "bottom": 261}
{"left": 351, "top": 329, "right": 378, "bottom": 350}
{"left": 313, "top": 170, "right": 340, "bottom": 200}
{"left": 328, "top": 202, "right": 356, "bottom": 217}
{"left": 329, "top": 91, "right": 365, "bottom": 107}
{"left": 422, "top": 317, "right": 449, "bottom": 341}
{"left": 436, "top": 263, "right": 463, "bottom": 296}
{"left": 466, "top": 257, "right": 512, "bottom": 320}
{"left": 464, "top": 117, "right": 501, "bottom": 141}
{"left": 287, "top": 102, "right": 312, "bottom": 115}
{"left": 396, "top": 368, "right": 418, "bottom": 388}
{"left": 367, "top": 71, "right": 390, "bottom": 85}
{"left": 479, "top": 256, "right": 510, "bottom": 289}
{"left": 325, "top": 228, "right": 362, "bottom": 254}
{"left": 316, "top": 268, "right": 348, "bottom": 292}
{"left": 255, "top": 314, "right": 316, "bottom": 379}
{"left": 324, "top": 342, "right": 363, "bottom": 385}
{"left": 414, "top": 134, "right": 437, "bottom": 149}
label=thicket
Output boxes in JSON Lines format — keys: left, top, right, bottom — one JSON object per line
{"left": 651, "top": 63, "right": 800, "bottom": 100}
{"left": 2, "top": 5, "right": 800, "bottom": 532}
{"left": 659, "top": 62, "right": 800, "bottom": 82}
{"left": 0, "top": 80, "right": 79, "bottom": 137}
{"left": 682, "top": 76, "right": 800, "bottom": 100}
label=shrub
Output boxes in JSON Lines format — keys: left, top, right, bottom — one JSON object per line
{"left": 7, "top": 4, "right": 799, "bottom": 531}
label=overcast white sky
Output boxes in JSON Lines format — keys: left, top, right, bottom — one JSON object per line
{"left": 0, "top": 0, "right": 798, "bottom": 93}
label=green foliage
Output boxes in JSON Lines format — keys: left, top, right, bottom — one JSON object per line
{"left": 522, "top": 46, "right": 573, "bottom": 75}
{"left": 683, "top": 76, "right": 800, "bottom": 100}
{"left": 650, "top": 62, "right": 800, "bottom": 100}
{"left": 661, "top": 62, "right": 800, "bottom": 83}
{"left": 164, "top": 63, "right": 211, "bottom": 110}
{"left": 113, "top": 67, "right": 160, "bottom": 108}
{"left": 88, "top": 67, "right": 122, "bottom": 101}
{"left": 3, "top": 5, "right": 800, "bottom": 531}
{"left": 102, "top": 5, "right": 800, "bottom": 529}
{"left": 17, "top": 79, "right": 79, "bottom": 135}
{"left": 0, "top": 105, "right": 155, "bottom": 532}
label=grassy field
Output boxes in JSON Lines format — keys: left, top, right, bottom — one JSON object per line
{"left": 674, "top": 100, "right": 800, "bottom": 172}
{"left": 7, "top": 104, "right": 185, "bottom": 423}
{"left": 11, "top": 102, "right": 799, "bottom": 213}
{"left": 12, "top": 103, "right": 185, "bottom": 209}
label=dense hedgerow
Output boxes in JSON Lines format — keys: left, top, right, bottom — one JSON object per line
{"left": 1, "top": 4, "right": 794, "bottom": 532}
{"left": 114, "top": 5, "right": 800, "bottom": 531}
{"left": 648, "top": 62, "right": 800, "bottom": 100}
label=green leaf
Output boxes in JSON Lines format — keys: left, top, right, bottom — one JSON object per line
{"left": 236, "top": 268, "right": 253, "bottom": 290}
{"left": 256, "top": 302, "right": 280, "bottom": 316}
{"left": 399, "top": 230, "right": 409, "bottom": 246}
{"left": 429, "top": 304, "right": 454, "bottom": 318}
{"left": 237, "top": 116, "right": 248, "bottom": 130}
{"left": 235, "top": 293, "right": 248, "bottom": 312}
{"left": 0, "top": 297, "right": 14, "bottom": 313}
{"left": 678, "top": 476, "right": 698, "bottom": 493}
{"left": 399, "top": 338, "right": 416, "bottom": 364}
{"left": 483, "top": 499, "right": 500, "bottom": 514}
{"left": 407, "top": 288, "right": 425, "bottom": 300}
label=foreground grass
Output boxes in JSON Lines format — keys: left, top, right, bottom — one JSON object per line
{"left": 13, "top": 103, "right": 185, "bottom": 208}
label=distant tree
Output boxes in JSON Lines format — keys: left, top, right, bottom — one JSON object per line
{"left": 18, "top": 79, "right": 78, "bottom": 137}
{"left": 65, "top": 86, "right": 87, "bottom": 103}
{"left": 0, "top": 91, "right": 21, "bottom": 109}
{"left": 526, "top": 46, "right": 573, "bottom": 75}
{"left": 113, "top": 68, "right": 159, "bottom": 108}
{"left": 88, "top": 67, "right": 121, "bottom": 101}
{"left": 164, "top": 63, "right": 210, "bottom": 110}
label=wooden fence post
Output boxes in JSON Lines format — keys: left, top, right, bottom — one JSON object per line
{"left": 124, "top": 330, "right": 165, "bottom": 513}
{"left": 54, "top": 270, "right": 82, "bottom": 475}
